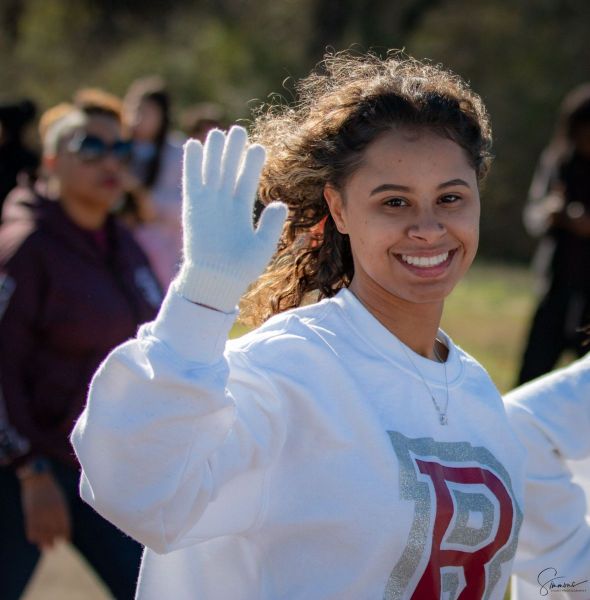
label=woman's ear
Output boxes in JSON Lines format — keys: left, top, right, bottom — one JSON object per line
{"left": 323, "top": 184, "right": 348, "bottom": 235}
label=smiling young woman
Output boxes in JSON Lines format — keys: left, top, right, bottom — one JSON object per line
{"left": 323, "top": 129, "right": 480, "bottom": 358}
{"left": 72, "top": 51, "right": 525, "bottom": 599}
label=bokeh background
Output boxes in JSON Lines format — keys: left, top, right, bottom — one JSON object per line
{"left": 2, "top": 0, "right": 590, "bottom": 263}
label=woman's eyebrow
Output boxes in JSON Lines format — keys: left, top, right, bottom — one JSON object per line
{"left": 437, "top": 178, "right": 471, "bottom": 189}
{"left": 369, "top": 183, "right": 411, "bottom": 195}
{"left": 370, "top": 178, "right": 471, "bottom": 196}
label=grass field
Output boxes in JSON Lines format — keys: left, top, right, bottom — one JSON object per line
{"left": 441, "top": 259, "right": 537, "bottom": 393}
{"left": 23, "top": 260, "right": 550, "bottom": 599}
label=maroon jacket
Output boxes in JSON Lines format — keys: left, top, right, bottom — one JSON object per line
{"left": 0, "top": 192, "right": 163, "bottom": 467}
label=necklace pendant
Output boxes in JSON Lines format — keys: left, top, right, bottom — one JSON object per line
{"left": 439, "top": 413, "right": 448, "bottom": 426}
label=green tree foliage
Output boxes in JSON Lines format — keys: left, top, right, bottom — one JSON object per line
{"left": 1, "top": 0, "right": 589, "bottom": 261}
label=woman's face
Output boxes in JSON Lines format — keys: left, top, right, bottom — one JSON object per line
{"left": 127, "top": 98, "right": 163, "bottom": 142}
{"left": 54, "top": 114, "right": 128, "bottom": 213}
{"left": 325, "top": 127, "right": 480, "bottom": 308}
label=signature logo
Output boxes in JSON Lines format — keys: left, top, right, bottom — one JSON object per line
{"left": 538, "top": 567, "right": 589, "bottom": 596}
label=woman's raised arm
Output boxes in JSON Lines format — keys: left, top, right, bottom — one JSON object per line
{"left": 71, "top": 127, "right": 287, "bottom": 553}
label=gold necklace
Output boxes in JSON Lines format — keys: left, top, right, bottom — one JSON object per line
{"left": 400, "top": 339, "right": 449, "bottom": 426}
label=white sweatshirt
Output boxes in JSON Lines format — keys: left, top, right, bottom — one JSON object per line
{"left": 505, "top": 355, "right": 590, "bottom": 600}
{"left": 72, "top": 287, "right": 525, "bottom": 599}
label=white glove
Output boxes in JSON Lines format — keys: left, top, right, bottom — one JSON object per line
{"left": 175, "top": 126, "right": 288, "bottom": 313}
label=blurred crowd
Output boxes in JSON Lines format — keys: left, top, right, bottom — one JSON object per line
{"left": 0, "top": 78, "right": 228, "bottom": 599}
{"left": 0, "top": 78, "right": 228, "bottom": 289}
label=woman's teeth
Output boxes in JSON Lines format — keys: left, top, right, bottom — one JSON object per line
{"left": 401, "top": 251, "right": 449, "bottom": 267}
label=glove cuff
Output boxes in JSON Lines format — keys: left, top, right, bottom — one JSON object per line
{"left": 175, "top": 262, "right": 252, "bottom": 313}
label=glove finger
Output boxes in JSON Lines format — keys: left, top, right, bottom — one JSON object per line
{"left": 255, "top": 201, "right": 288, "bottom": 250}
{"left": 202, "top": 129, "right": 225, "bottom": 190}
{"left": 182, "top": 140, "right": 204, "bottom": 200}
{"left": 234, "top": 143, "right": 266, "bottom": 227}
{"left": 220, "top": 126, "right": 248, "bottom": 196}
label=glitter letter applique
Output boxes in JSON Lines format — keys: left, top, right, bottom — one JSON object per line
{"left": 384, "top": 431, "right": 522, "bottom": 600}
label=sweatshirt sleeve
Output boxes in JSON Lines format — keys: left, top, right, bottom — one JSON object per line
{"left": 504, "top": 359, "right": 590, "bottom": 597}
{"left": 71, "top": 285, "right": 285, "bottom": 554}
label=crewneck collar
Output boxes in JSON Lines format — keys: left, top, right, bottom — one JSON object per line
{"left": 332, "top": 287, "right": 464, "bottom": 389}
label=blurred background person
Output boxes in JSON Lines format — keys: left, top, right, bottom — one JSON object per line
{"left": 0, "top": 95, "right": 162, "bottom": 600}
{"left": 517, "top": 84, "right": 590, "bottom": 384}
{"left": 121, "top": 75, "right": 185, "bottom": 290}
{"left": 181, "top": 101, "right": 226, "bottom": 142}
{"left": 0, "top": 99, "right": 39, "bottom": 218}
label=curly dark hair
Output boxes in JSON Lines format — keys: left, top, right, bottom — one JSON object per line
{"left": 241, "top": 50, "right": 493, "bottom": 326}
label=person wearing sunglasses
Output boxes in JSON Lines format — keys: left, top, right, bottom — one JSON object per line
{"left": 66, "top": 130, "right": 133, "bottom": 163}
{"left": 0, "top": 96, "right": 162, "bottom": 599}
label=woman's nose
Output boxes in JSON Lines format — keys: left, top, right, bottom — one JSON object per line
{"left": 102, "top": 152, "right": 124, "bottom": 171}
{"left": 407, "top": 210, "right": 446, "bottom": 242}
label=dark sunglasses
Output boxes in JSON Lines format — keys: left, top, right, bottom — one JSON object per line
{"left": 66, "top": 133, "right": 132, "bottom": 163}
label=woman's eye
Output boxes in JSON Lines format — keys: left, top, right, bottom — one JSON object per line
{"left": 440, "top": 194, "right": 461, "bottom": 204}
{"left": 384, "top": 197, "right": 407, "bottom": 207}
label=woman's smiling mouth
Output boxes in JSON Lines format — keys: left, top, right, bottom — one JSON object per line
{"left": 395, "top": 249, "right": 457, "bottom": 276}
{"left": 401, "top": 251, "right": 449, "bottom": 267}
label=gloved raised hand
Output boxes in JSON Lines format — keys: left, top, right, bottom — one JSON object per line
{"left": 175, "top": 126, "right": 288, "bottom": 313}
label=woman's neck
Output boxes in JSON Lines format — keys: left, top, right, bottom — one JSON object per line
{"left": 349, "top": 278, "right": 445, "bottom": 361}
{"left": 60, "top": 193, "right": 108, "bottom": 231}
